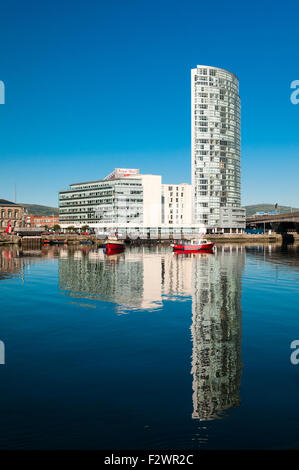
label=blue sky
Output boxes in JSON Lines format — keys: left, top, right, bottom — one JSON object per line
{"left": 0, "top": 0, "right": 298, "bottom": 207}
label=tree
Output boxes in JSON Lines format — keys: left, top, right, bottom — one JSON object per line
{"left": 81, "top": 225, "right": 89, "bottom": 232}
{"left": 67, "top": 226, "right": 76, "bottom": 232}
{"left": 53, "top": 224, "right": 61, "bottom": 232}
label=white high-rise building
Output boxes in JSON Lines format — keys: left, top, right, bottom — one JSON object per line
{"left": 191, "top": 65, "right": 245, "bottom": 233}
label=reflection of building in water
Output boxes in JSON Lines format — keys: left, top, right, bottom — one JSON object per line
{"left": 0, "top": 247, "right": 46, "bottom": 280}
{"left": 191, "top": 246, "right": 244, "bottom": 421}
{"left": 59, "top": 248, "right": 164, "bottom": 312}
{"left": 162, "top": 253, "right": 193, "bottom": 299}
{"left": 0, "top": 247, "right": 23, "bottom": 279}
{"left": 59, "top": 247, "right": 204, "bottom": 312}
{"left": 58, "top": 244, "right": 244, "bottom": 419}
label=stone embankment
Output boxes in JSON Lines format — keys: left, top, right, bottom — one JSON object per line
{"left": 42, "top": 234, "right": 101, "bottom": 245}
{"left": 206, "top": 233, "right": 299, "bottom": 243}
{"left": 0, "top": 235, "right": 20, "bottom": 245}
{"left": 1, "top": 233, "right": 299, "bottom": 246}
{"left": 0, "top": 234, "right": 101, "bottom": 246}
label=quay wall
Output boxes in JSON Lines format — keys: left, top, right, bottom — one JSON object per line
{"left": 1, "top": 233, "right": 299, "bottom": 246}
{"left": 0, "top": 235, "right": 20, "bottom": 245}
{"left": 206, "top": 234, "right": 282, "bottom": 243}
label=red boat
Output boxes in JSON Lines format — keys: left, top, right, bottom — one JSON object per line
{"left": 103, "top": 238, "right": 125, "bottom": 255}
{"left": 172, "top": 238, "right": 214, "bottom": 253}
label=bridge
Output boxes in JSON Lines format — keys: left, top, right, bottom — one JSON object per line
{"left": 246, "top": 211, "right": 299, "bottom": 233}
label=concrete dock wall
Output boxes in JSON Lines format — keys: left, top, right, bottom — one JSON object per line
{"left": 1, "top": 233, "right": 299, "bottom": 246}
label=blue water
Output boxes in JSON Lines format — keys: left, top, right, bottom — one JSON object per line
{"left": 0, "top": 243, "right": 298, "bottom": 449}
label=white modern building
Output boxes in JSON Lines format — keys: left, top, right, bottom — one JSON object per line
{"left": 191, "top": 65, "right": 245, "bottom": 233}
{"left": 161, "top": 183, "right": 192, "bottom": 225}
{"left": 59, "top": 169, "right": 204, "bottom": 238}
{"left": 59, "top": 168, "right": 160, "bottom": 228}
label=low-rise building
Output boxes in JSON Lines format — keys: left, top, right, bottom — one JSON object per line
{"left": 26, "top": 214, "right": 60, "bottom": 228}
{"left": 0, "top": 199, "right": 25, "bottom": 231}
{"left": 58, "top": 168, "right": 244, "bottom": 237}
{"left": 59, "top": 168, "right": 162, "bottom": 232}
{"left": 218, "top": 207, "right": 246, "bottom": 233}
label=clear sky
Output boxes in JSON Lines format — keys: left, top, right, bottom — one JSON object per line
{"left": 0, "top": 0, "right": 298, "bottom": 208}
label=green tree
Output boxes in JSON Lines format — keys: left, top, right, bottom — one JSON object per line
{"left": 53, "top": 224, "right": 61, "bottom": 232}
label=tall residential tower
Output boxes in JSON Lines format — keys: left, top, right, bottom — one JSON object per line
{"left": 191, "top": 65, "right": 245, "bottom": 233}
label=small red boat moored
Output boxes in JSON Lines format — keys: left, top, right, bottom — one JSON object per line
{"left": 172, "top": 238, "right": 214, "bottom": 253}
{"left": 103, "top": 238, "right": 125, "bottom": 255}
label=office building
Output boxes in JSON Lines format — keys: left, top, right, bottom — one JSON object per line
{"left": 59, "top": 169, "right": 204, "bottom": 237}
{"left": 59, "top": 168, "right": 161, "bottom": 230}
{"left": 26, "top": 214, "right": 60, "bottom": 228}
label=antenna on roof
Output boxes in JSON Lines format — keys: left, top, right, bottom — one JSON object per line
{"left": 14, "top": 183, "right": 16, "bottom": 203}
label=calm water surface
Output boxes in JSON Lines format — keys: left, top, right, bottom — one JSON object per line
{"left": 0, "top": 243, "right": 298, "bottom": 449}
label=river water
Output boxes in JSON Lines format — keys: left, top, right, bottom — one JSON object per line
{"left": 0, "top": 243, "right": 298, "bottom": 449}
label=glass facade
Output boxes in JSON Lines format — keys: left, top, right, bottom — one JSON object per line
{"left": 59, "top": 178, "right": 143, "bottom": 226}
{"left": 191, "top": 66, "right": 241, "bottom": 228}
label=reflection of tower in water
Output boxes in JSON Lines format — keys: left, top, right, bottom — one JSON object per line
{"left": 58, "top": 245, "right": 244, "bottom": 420}
{"left": 191, "top": 246, "right": 244, "bottom": 421}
